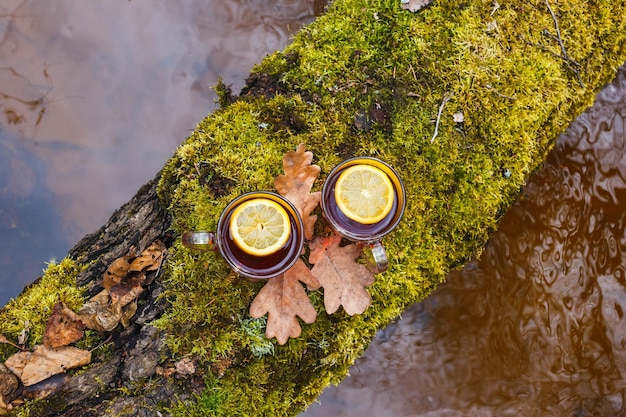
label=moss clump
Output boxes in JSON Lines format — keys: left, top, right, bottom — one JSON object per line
{"left": 155, "top": 0, "right": 626, "bottom": 415}
{"left": 0, "top": 258, "right": 85, "bottom": 360}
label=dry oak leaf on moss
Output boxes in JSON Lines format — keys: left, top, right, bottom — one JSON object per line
{"left": 4, "top": 345, "right": 91, "bottom": 387}
{"left": 274, "top": 143, "right": 321, "bottom": 240}
{"left": 249, "top": 259, "right": 321, "bottom": 345}
{"left": 309, "top": 235, "right": 376, "bottom": 316}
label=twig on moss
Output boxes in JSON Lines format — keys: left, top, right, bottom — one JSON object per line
{"left": 518, "top": 0, "right": 584, "bottom": 88}
{"left": 431, "top": 92, "right": 452, "bottom": 144}
{"left": 485, "top": 84, "right": 517, "bottom": 101}
{"left": 0, "top": 334, "right": 27, "bottom": 351}
{"left": 544, "top": 0, "right": 585, "bottom": 87}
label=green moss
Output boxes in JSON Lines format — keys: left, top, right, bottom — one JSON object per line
{"left": 155, "top": 0, "right": 626, "bottom": 415}
{"left": 0, "top": 258, "right": 85, "bottom": 360}
{"left": 240, "top": 317, "right": 275, "bottom": 358}
{"left": 167, "top": 376, "right": 227, "bottom": 417}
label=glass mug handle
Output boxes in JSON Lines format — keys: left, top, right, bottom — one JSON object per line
{"left": 361, "top": 241, "right": 388, "bottom": 273}
{"left": 181, "top": 231, "right": 217, "bottom": 251}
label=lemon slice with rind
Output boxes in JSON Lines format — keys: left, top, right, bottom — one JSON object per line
{"left": 335, "top": 164, "right": 394, "bottom": 224}
{"left": 229, "top": 198, "right": 291, "bottom": 256}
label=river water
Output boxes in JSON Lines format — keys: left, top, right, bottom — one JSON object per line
{"left": 2, "top": 2, "right": 626, "bottom": 416}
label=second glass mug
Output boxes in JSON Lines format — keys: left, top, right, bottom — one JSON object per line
{"left": 181, "top": 191, "right": 305, "bottom": 279}
{"left": 320, "top": 157, "right": 406, "bottom": 273}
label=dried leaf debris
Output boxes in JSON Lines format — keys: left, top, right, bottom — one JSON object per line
{"left": 0, "top": 240, "right": 166, "bottom": 410}
{"left": 4, "top": 345, "right": 91, "bottom": 387}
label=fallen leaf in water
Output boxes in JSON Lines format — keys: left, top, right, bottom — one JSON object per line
{"left": 4, "top": 345, "right": 91, "bottom": 386}
{"left": 274, "top": 143, "right": 322, "bottom": 239}
{"left": 249, "top": 259, "right": 320, "bottom": 344}
{"left": 309, "top": 235, "right": 376, "bottom": 315}
{"left": 43, "top": 302, "right": 86, "bottom": 349}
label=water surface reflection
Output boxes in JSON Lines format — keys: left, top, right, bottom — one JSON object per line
{"left": 302, "top": 67, "right": 626, "bottom": 416}
{"left": 0, "top": 0, "right": 317, "bottom": 305}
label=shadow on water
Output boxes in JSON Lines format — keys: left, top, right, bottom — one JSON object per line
{"left": 301, "top": 65, "right": 626, "bottom": 416}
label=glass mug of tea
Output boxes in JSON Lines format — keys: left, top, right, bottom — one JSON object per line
{"left": 321, "top": 157, "right": 406, "bottom": 273}
{"left": 181, "top": 191, "right": 305, "bottom": 279}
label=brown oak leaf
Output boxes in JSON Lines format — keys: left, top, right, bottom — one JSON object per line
{"left": 43, "top": 302, "right": 86, "bottom": 349}
{"left": 77, "top": 289, "right": 122, "bottom": 332}
{"left": 309, "top": 235, "right": 376, "bottom": 315}
{"left": 249, "top": 259, "right": 320, "bottom": 344}
{"left": 109, "top": 274, "right": 145, "bottom": 308}
{"left": 4, "top": 345, "right": 91, "bottom": 386}
{"left": 102, "top": 254, "right": 134, "bottom": 290}
{"left": 129, "top": 240, "right": 166, "bottom": 272}
{"left": 274, "top": 143, "right": 321, "bottom": 239}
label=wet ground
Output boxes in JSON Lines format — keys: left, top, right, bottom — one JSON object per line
{"left": 2, "top": 2, "right": 626, "bottom": 416}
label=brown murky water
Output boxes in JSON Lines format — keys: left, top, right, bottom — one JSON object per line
{"left": 302, "top": 66, "right": 626, "bottom": 416}
{"left": 3, "top": 2, "right": 626, "bottom": 416}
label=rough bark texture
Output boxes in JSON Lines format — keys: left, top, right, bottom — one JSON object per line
{"left": 30, "top": 178, "right": 181, "bottom": 416}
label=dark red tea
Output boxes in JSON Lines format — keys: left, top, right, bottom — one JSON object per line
{"left": 321, "top": 158, "right": 406, "bottom": 243}
{"left": 216, "top": 192, "right": 304, "bottom": 279}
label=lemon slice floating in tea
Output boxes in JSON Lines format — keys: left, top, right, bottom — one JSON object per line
{"left": 229, "top": 198, "right": 291, "bottom": 256}
{"left": 335, "top": 164, "right": 394, "bottom": 224}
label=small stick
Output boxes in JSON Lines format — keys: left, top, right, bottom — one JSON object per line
{"left": 431, "top": 92, "right": 452, "bottom": 144}
{"left": 0, "top": 334, "right": 27, "bottom": 351}
{"left": 408, "top": 63, "right": 417, "bottom": 82}
{"left": 543, "top": 0, "right": 584, "bottom": 87}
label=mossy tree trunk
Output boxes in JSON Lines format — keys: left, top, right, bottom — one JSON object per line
{"left": 2, "top": 0, "right": 626, "bottom": 416}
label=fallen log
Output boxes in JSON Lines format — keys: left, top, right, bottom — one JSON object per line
{"left": 1, "top": 0, "right": 626, "bottom": 415}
